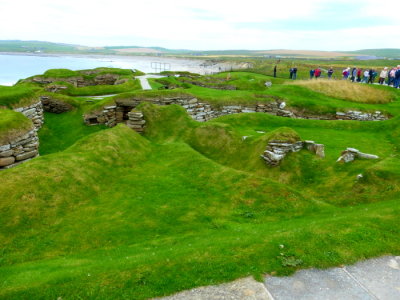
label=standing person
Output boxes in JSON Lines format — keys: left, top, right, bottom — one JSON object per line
{"left": 309, "top": 69, "right": 315, "bottom": 79}
{"left": 351, "top": 67, "right": 357, "bottom": 82}
{"left": 273, "top": 65, "right": 277, "bottom": 78}
{"left": 292, "top": 67, "right": 298, "bottom": 80}
{"left": 379, "top": 67, "right": 388, "bottom": 85}
{"left": 314, "top": 67, "right": 321, "bottom": 79}
{"left": 289, "top": 67, "right": 293, "bottom": 79}
{"left": 388, "top": 68, "right": 396, "bottom": 86}
{"left": 394, "top": 66, "right": 400, "bottom": 88}
{"left": 357, "top": 68, "right": 362, "bottom": 82}
{"left": 327, "top": 67, "right": 334, "bottom": 79}
{"left": 342, "top": 68, "right": 350, "bottom": 79}
{"left": 368, "top": 69, "right": 374, "bottom": 84}
{"left": 362, "top": 69, "right": 369, "bottom": 83}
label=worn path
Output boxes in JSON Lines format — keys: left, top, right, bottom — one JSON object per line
{"left": 136, "top": 74, "right": 165, "bottom": 90}
{"left": 157, "top": 256, "right": 400, "bottom": 300}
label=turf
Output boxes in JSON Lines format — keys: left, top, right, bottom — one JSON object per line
{"left": 1, "top": 68, "right": 400, "bottom": 299}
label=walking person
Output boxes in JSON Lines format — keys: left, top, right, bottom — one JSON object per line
{"left": 342, "top": 67, "right": 350, "bottom": 80}
{"left": 379, "top": 67, "right": 388, "bottom": 85}
{"left": 394, "top": 66, "right": 400, "bottom": 88}
{"left": 388, "top": 68, "right": 396, "bottom": 86}
{"left": 289, "top": 68, "right": 293, "bottom": 79}
{"left": 368, "top": 69, "right": 374, "bottom": 84}
{"left": 273, "top": 65, "right": 277, "bottom": 78}
{"left": 327, "top": 67, "right": 334, "bottom": 79}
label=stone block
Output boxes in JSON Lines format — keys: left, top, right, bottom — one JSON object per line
{"left": 0, "top": 156, "right": 15, "bottom": 167}
{"left": 0, "top": 144, "right": 11, "bottom": 152}
{"left": 15, "top": 150, "right": 38, "bottom": 161}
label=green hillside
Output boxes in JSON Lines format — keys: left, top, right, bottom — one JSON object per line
{"left": 1, "top": 67, "right": 400, "bottom": 299}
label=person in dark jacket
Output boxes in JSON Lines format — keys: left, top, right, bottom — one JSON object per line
{"left": 309, "top": 69, "right": 315, "bottom": 79}
{"left": 394, "top": 66, "right": 400, "bottom": 88}
{"left": 327, "top": 68, "right": 334, "bottom": 79}
{"left": 351, "top": 67, "right": 357, "bottom": 82}
{"left": 289, "top": 68, "right": 293, "bottom": 79}
{"left": 292, "top": 67, "right": 298, "bottom": 80}
{"left": 273, "top": 65, "right": 277, "bottom": 78}
{"left": 368, "top": 69, "right": 374, "bottom": 84}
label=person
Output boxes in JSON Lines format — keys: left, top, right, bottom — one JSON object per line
{"left": 394, "top": 66, "right": 400, "bottom": 88}
{"left": 351, "top": 67, "right": 357, "bottom": 82}
{"left": 309, "top": 69, "right": 315, "bottom": 79}
{"left": 289, "top": 68, "right": 294, "bottom": 79}
{"left": 314, "top": 67, "right": 321, "bottom": 79}
{"left": 327, "top": 67, "right": 334, "bottom": 79}
{"left": 388, "top": 68, "right": 396, "bottom": 86}
{"left": 362, "top": 69, "right": 369, "bottom": 83}
{"left": 273, "top": 65, "right": 277, "bottom": 78}
{"left": 292, "top": 67, "right": 298, "bottom": 80}
{"left": 368, "top": 69, "right": 375, "bottom": 84}
{"left": 378, "top": 67, "right": 388, "bottom": 85}
{"left": 356, "top": 68, "right": 362, "bottom": 82}
{"left": 342, "top": 67, "right": 350, "bottom": 79}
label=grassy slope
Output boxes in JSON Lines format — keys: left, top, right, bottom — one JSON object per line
{"left": 0, "top": 110, "right": 32, "bottom": 144}
{"left": 0, "top": 85, "right": 39, "bottom": 108}
{"left": 1, "top": 103, "right": 400, "bottom": 299}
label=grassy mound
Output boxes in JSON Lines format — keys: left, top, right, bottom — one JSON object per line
{"left": 0, "top": 110, "right": 33, "bottom": 144}
{"left": 291, "top": 79, "right": 394, "bottom": 104}
{"left": 0, "top": 85, "right": 38, "bottom": 108}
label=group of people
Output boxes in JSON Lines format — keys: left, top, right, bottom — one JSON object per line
{"left": 283, "top": 65, "right": 400, "bottom": 88}
{"left": 341, "top": 66, "right": 400, "bottom": 87}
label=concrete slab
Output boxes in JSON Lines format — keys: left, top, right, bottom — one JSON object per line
{"left": 156, "top": 277, "right": 272, "bottom": 300}
{"left": 345, "top": 256, "right": 400, "bottom": 300}
{"left": 265, "top": 267, "right": 374, "bottom": 300}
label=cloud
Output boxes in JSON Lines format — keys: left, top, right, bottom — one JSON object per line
{"left": 0, "top": 0, "right": 399, "bottom": 50}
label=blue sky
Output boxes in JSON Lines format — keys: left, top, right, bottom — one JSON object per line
{"left": 0, "top": 0, "right": 399, "bottom": 50}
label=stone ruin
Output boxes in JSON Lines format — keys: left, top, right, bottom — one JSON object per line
{"left": 336, "top": 148, "right": 379, "bottom": 163}
{"left": 126, "top": 111, "right": 146, "bottom": 133}
{"left": 261, "top": 140, "right": 325, "bottom": 166}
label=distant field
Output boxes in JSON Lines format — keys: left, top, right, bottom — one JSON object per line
{"left": 255, "top": 49, "right": 356, "bottom": 58}
{"left": 114, "top": 47, "right": 163, "bottom": 54}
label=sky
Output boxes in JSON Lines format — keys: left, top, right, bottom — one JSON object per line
{"left": 0, "top": 0, "right": 399, "bottom": 51}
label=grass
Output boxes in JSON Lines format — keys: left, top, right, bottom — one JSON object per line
{"left": 1, "top": 67, "right": 400, "bottom": 299}
{"left": 291, "top": 79, "right": 394, "bottom": 104}
{"left": 0, "top": 110, "right": 32, "bottom": 144}
{"left": 0, "top": 85, "right": 39, "bottom": 108}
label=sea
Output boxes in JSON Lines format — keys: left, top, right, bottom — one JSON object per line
{"left": 0, "top": 53, "right": 226, "bottom": 86}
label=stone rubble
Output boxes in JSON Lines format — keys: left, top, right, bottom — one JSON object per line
{"left": 0, "top": 129, "right": 39, "bottom": 169}
{"left": 261, "top": 140, "right": 325, "bottom": 166}
{"left": 337, "top": 148, "right": 379, "bottom": 163}
{"left": 336, "top": 110, "right": 387, "bottom": 121}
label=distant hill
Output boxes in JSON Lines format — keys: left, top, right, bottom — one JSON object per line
{"left": 0, "top": 40, "right": 399, "bottom": 59}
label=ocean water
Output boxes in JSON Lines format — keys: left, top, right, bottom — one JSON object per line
{"left": 0, "top": 54, "right": 223, "bottom": 85}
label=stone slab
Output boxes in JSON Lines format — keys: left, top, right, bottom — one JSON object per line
{"left": 265, "top": 267, "right": 374, "bottom": 300}
{"left": 345, "top": 256, "right": 400, "bottom": 300}
{"left": 157, "top": 277, "right": 272, "bottom": 300}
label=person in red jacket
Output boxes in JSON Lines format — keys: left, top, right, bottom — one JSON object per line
{"left": 357, "top": 68, "right": 362, "bottom": 82}
{"left": 314, "top": 67, "right": 321, "bottom": 79}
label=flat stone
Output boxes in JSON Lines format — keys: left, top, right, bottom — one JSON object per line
{"left": 0, "top": 144, "right": 11, "bottom": 152}
{"left": 156, "top": 277, "right": 271, "bottom": 300}
{"left": 0, "top": 156, "right": 15, "bottom": 167}
{"left": 345, "top": 256, "right": 400, "bottom": 300}
{"left": 15, "top": 150, "right": 38, "bottom": 161}
{"left": 265, "top": 267, "right": 374, "bottom": 300}
{"left": 0, "top": 150, "right": 13, "bottom": 157}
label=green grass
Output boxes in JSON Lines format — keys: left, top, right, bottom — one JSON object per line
{"left": 0, "top": 110, "right": 32, "bottom": 144}
{"left": 0, "top": 85, "right": 38, "bottom": 108}
{"left": 1, "top": 68, "right": 400, "bottom": 299}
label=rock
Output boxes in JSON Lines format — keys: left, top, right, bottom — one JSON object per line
{"left": 15, "top": 150, "right": 38, "bottom": 161}
{"left": 0, "top": 150, "right": 13, "bottom": 157}
{"left": 337, "top": 148, "right": 379, "bottom": 163}
{"left": 0, "top": 144, "right": 11, "bottom": 152}
{"left": 0, "top": 156, "right": 15, "bottom": 167}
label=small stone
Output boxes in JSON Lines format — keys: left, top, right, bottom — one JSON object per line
{"left": 0, "top": 156, "right": 15, "bottom": 167}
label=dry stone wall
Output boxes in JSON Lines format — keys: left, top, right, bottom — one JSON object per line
{"left": 0, "top": 129, "right": 39, "bottom": 169}
{"left": 40, "top": 96, "right": 73, "bottom": 114}
{"left": 13, "top": 101, "right": 44, "bottom": 131}
{"left": 83, "top": 96, "right": 390, "bottom": 133}
{"left": 261, "top": 140, "right": 325, "bottom": 166}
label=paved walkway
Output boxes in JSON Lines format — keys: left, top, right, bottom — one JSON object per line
{"left": 157, "top": 256, "right": 400, "bottom": 300}
{"left": 136, "top": 74, "right": 165, "bottom": 90}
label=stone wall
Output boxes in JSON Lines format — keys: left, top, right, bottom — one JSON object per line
{"left": 0, "top": 129, "right": 39, "bottom": 169}
{"left": 261, "top": 140, "right": 325, "bottom": 166}
{"left": 83, "top": 96, "right": 390, "bottom": 132}
{"left": 13, "top": 101, "right": 44, "bottom": 131}
{"left": 40, "top": 96, "right": 73, "bottom": 114}
{"left": 126, "top": 111, "right": 146, "bottom": 133}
